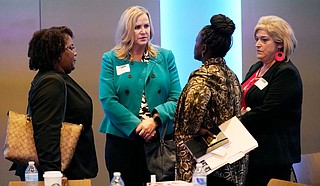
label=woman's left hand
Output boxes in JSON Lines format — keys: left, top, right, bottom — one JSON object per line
{"left": 136, "top": 115, "right": 157, "bottom": 140}
{"left": 198, "top": 127, "right": 215, "bottom": 138}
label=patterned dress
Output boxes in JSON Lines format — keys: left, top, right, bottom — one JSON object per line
{"left": 174, "top": 57, "right": 248, "bottom": 185}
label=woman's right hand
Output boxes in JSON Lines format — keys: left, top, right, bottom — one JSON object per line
{"left": 241, "top": 107, "right": 251, "bottom": 115}
{"left": 62, "top": 176, "right": 67, "bottom": 186}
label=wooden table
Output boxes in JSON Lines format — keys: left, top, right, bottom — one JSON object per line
{"left": 8, "top": 179, "right": 91, "bottom": 186}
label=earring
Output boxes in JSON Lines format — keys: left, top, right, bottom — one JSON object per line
{"left": 201, "top": 44, "right": 206, "bottom": 59}
{"left": 275, "top": 52, "right": 285, "bottom": 61}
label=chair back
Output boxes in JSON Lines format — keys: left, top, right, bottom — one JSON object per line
{"left": 267, "top": 179, "right": 310, "bottom": 186}
{"left": 9, "top": 179, "right": 92, "bottom": 186}
{"left": 292, "top": 152, "right": 320, "bottom": 186}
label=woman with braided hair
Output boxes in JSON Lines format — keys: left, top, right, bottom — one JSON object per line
{"left": 174, "top": 14, "right": 248, "bottom": 185}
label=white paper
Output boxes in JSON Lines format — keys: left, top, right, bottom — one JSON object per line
{"left": 197, "top": 116, "right": 258, "bottom": 175}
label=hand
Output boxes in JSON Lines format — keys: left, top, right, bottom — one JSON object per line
{"left": 135, "top": 115, "right": 157, "bottom": 140}
{"left": 62, "top": 176, "right": 68, "bottom": 186}
{"left": 241, "top": 107, "right": 251, "bottom": 115}
{"left": 144, "top": 130, "right": 157, "bottom": 142}
{"left": 198, "top": 127, "right": 215, "bottom": 138}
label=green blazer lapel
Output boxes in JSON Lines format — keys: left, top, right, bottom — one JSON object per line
{"left": 143, "top": 51, "right": 165, "bottom": 84}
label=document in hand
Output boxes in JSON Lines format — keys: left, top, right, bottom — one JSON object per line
{"left": 196, "top": 116, "right": 258, "bottom": 175}
{"left": 185, "top": 126, "right": 229, "bottom": 159}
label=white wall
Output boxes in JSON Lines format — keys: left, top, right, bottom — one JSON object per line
{"left": 160, "top": 0, "right": 242, "bottom": 87}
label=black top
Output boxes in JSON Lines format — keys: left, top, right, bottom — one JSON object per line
{"left": 240, "top": 60, "right": 302, "bottom": 165}
{"left": 14, "top": 71, "right": 98, "bottom": 180}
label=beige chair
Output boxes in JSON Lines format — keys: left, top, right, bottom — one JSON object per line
{"left": 292, "top": 152, "right": 320, "bottom": 186}
{"left": 9, "top": 179, "right": 91, "bottom": 186}
{"left": 267, "top": 178, "right": 310, "bottom": 186}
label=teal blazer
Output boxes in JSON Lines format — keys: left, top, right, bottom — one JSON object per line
{"left": 99, "top": 47, "right": 181, "bottom": 139}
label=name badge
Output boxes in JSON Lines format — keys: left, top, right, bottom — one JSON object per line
{"left": 254, "top": 77, "right": 268, "bottom": 90}
{"left": 116, "top": 64, "right": 130, "bottom": 76}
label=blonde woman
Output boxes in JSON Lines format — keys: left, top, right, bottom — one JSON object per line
{"left": 98, "top": 6, "right": 181, "bottom": 185}
{"left": 240, "top": 15, "right": 302, "bottom": 186}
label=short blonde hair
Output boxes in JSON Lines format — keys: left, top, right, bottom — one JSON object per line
{"left": 254, "top": 15, "right": 297, "bottom": 61}
{"left": 114, "top": 6, "right": 157, "bottom": 59}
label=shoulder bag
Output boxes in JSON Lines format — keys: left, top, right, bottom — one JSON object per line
{"left": 3, "top": 74, "right": 82, "bottom": 171}
{"left": 144, "top": 122, "right": 176, "bottom": 181}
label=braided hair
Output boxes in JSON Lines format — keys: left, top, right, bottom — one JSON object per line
{"left": 200, "top": 14, "right": 235, "bottom": 57}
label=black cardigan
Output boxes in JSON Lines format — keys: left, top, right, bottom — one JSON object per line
{"left": 240, "top": 60, "right": 303, "bottom": 165}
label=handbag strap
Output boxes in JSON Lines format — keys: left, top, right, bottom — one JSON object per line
{"left": 160, "top": 121, "right": 169, "bottom": 141}
{"left": 159, "top": 121, "right": 172, "bottom": 156}
{"left": 27, "top": 73, "right": 67, "bottom": 121}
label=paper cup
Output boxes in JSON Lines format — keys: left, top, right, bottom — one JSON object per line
{"left": 43, "top": 171, "right": 63, "bottom": 186}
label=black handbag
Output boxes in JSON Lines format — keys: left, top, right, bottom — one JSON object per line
{"left": 144, "top": 122, "right": 176, "bottom": 181}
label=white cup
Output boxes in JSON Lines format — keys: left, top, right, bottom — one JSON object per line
{"left": 43, "top": 171, "right": 63, "bottom": 186}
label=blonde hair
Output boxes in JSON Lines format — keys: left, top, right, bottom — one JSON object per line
{"left": 254, "top": 15, "right": 297, "bottom": 61}
{"left": 113, "top": 6, "right": 158, "bottom": 59}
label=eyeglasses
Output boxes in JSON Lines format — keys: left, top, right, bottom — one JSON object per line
{"left": 65, "top": 45, "right": 76, "bottom": 52}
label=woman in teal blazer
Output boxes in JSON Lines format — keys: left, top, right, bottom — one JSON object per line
{"left": 98, "top": 6, "right": 181, "bottom": 186}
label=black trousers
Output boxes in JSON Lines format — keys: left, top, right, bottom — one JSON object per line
{"left": 105, "top": 134, "right": 149, "bottom": 186}
{"left": 245, "top": 163, "right": 292, "bottom": 186}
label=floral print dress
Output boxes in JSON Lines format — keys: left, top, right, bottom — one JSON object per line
{"left": 174, "top": 58, "right": 248, "bottom": 185}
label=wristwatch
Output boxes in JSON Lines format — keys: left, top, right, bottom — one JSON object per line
{"left": 153, "top": 115, "right": 161, "bottom": 127}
